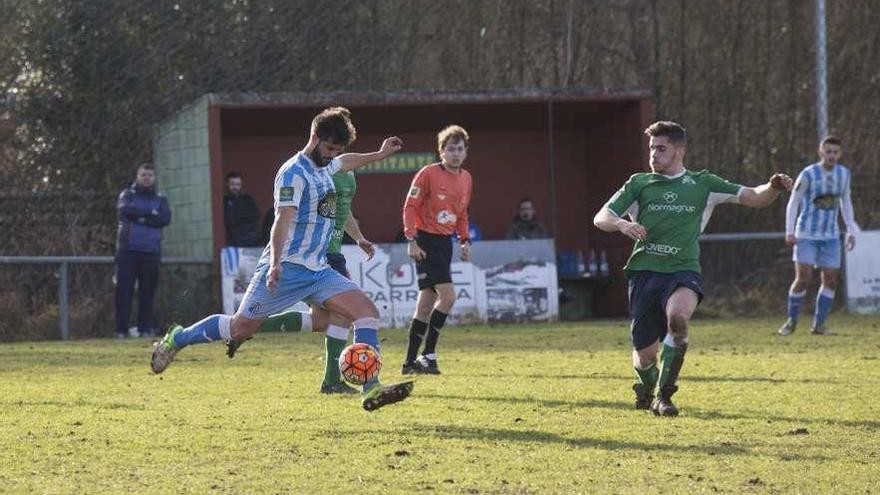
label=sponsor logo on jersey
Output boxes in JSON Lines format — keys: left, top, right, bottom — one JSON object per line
{"left": 645, "top": 242, "right": 682, "bottom": 255}
{"left": 663, "top": 191, "right": 678, "bottom": 203}
{"left": 437, "top": 210, "right": 457, "bottom": 224}
{"left": 438, "top": 194, "right": 446, "bottom": 200}
{"left": 681, "top": 176, "right": 696, "bottom": 185}
{"left": 813, "top": 193, "right": 838, "bottom": 210}
{"left": 248, "top": 301, "right": 262, "bottom": 315}
{"left": 647, "top": 203, "right": 696, "bottom": 213}
{"left": 279, "top": 187, "right": 295, "bottom": 202}
{"left": 409, "top": 186, "right": 421, "bottom": 197}
{"left": 318, "top": 192, "right": 337, "bottom": 218}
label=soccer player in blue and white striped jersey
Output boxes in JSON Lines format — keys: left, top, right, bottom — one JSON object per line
{"left": 151, "top": 107, "right": 414, "bottom": 411}
{"left": 778, "top": 136, "right": 860, "bottom": 336}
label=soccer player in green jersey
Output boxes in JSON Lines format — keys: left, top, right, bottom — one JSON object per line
{"left": 258, "top": 169, "right": 376, "bottom": 394}
{"left": 593, "top": 121, "right": 792, "bottom": 416}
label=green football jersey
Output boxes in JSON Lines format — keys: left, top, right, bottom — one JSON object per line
{"left": 604, "top": 169, "right": 743, "bottom": 273}
{"left": 328, "top": 171, "right": 357, "bottom": 254}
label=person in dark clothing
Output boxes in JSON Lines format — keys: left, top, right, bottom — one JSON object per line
{"left": 506, "top": 198, "right": 548, "bottom": 239}
{"left": 224, "top": 172, "right": 264, "bottom": 247}
{"left": 115, "top": 163, "right": 172, "bottom": 338}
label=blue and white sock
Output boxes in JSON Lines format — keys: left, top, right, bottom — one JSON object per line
{"left": 787, "top": 290, "right": 806, "bottom": 322}
{"left": 173, "top": 314, "right": 231, "bottom": 348}
{"left": 353, "top": 317, "right": 381, "bottom": 392}
{"left": 813, "top": 287, "right": 835, "bottom": 328}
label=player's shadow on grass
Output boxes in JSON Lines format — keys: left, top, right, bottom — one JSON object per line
{"left": 410, "top": 424, "right": 749, "bottom": 457}
{"left": 685, "top": 409, "right": 880, "bottom": 431}
{"left": 456, "top": 372, "right": 846, "bottom": 385}
{"left": 420, "top": 392, "right": 634, "bottom": 411}
{"left": 420, "top": 392, "right": 880, "bottom": 431}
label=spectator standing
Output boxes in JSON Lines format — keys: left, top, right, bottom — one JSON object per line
{"left": 115, "top": 163, "right": 171, "bottom": 338}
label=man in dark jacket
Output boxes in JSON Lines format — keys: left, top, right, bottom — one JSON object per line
{"left": 506, "top": 198, "right": 548, "bottom": 239}
{"left": 224, "top": 172, "right": 264, "bottom": 247}
{"left": 115, "top": 163, "right": 171, "bottom": 338}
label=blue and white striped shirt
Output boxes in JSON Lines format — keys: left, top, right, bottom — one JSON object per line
{"left": 786, "top": 162, "right": 853, "bottom": 240}
{"left": 260, "top": 152, "right": 342, "bottom": 271}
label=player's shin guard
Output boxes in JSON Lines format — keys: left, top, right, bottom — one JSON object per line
{"left": 259, "top": 310, "right": 308, "bottom": 332}
{"left": 634, "top": 362, "right": 659, "bottom": 392}
{"left": 172, "top": 314, "right": 230, "bottom": 348}
{"left": 787, "top": 290, "right": 806, "bottom": 323}
{"left": 323, "top": 325, "right": 349, "bottom": 385}
{"left": 813, "top": 287, "right": 835, "bottom": 328}
{"left": 353, "top": 318, "right": 381, "bottom": 392}
{"left": 404, "top": 319, "right": 428, "bottom": 364}
{"left": 658, "top": 338, "right": 687, "bottom": 399}
{"left": 423, "top": 309, "right": 448, "bottom": 357}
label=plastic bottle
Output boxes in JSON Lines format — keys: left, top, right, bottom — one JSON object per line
{"left": 587, "top": 249, "right": 598, "bottom": 276}
{"left": 599, "top": 249, "right": 609, "bottom": 276}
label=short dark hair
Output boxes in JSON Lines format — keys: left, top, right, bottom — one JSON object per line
{"left": 820, "top": 135, "right": 842, "bottom": 147}
{"left": 226, "top": 171, "right": 242, "bottom": 181}
{"left": 138, "top": 162, "right": 155, "bottom": 171}
{"left": 518, "top": 197, "right": 534, "bottom": 208}
{"left": 311, "top": 107, "right": 356, "bottom": 146}
{"left": 644, "top": 121, "right": 687, "bottom": 144}
{"left": 438, "top": 125, "right": 469, "bottom": 153}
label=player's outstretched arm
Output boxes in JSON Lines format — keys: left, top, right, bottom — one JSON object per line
{"left": 593, "top": 207, "right": 647, "bottom": 242}
{"left": 738, "top": 173, "right": 792, "bottom": 208}
{"left": 338, "top": 137, "right": 403, "bottom": 172}
{"left": 344, "top": 215, "right": 375, "bottom": 260}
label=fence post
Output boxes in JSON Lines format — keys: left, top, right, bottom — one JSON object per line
{"left": 59, "top": 262, "right": 69, "bottom": 340}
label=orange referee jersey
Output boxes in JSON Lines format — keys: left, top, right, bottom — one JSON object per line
{"left": 403, "top": 163, "right": 473, "bottom": 240}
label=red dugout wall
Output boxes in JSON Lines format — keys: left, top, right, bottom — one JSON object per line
{"left": 206, "top": 91, "right": 653, "bottom": 316}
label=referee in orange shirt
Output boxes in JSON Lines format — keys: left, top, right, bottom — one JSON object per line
{"left": 401, "top": 125, "right": 473, "bottom": 375}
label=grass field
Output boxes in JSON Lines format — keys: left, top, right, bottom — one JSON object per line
{"left": 2, "top": 316, "right": 879, "bottom": 494}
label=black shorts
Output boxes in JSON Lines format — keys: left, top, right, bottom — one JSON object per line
{"left": 326, "top": 252, "right": 350, "bottom": 279}
{"left": 415, "top": 230, "right": 453, "bottom": 290}
{"left": 626, "top": 270, "right": 704, "bottom": 351}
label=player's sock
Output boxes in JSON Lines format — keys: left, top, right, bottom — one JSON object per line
{"left": 172, "top": 314, "right": 231, "bottom": 348}
{"left": 813, "top": 286, "right": 835, "bottom": 328}
{"left": 787, "top": 290, "right": 806, "bottom": 323}
{"left": 634, "top": 361, "right": 659, "bottom": 391}
{"left": 259, "top": 310, "right": 311, "bottom": 332}
{"left": 323, "top": 324, "right": 350, "bottom": 385}
{"left": 353, "top": 317, "right": 381, "bottom": 392}
{"left": 423, "top": 309, "right": 448, "bottom": 357}
{"left": 657, "top": 333, "right": 688, "bottom": 393}
{"left": 404, "top": 318, "right": 428, "bottom": 364}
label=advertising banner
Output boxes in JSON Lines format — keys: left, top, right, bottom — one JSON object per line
{"left": 845, "top": 230, "right": 880, "bottom": 314}
{"left": 220, "top": 239, "right": 557, "bottom": 326}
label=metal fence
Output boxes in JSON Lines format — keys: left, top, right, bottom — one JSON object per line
{"left": 0, "top": 256, "right": 211, "bottom": 340}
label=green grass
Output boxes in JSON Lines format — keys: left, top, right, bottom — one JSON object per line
{"left": 2, "top": 316, "right": 880, "bottom": 494}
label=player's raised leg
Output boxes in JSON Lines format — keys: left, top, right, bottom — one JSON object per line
{"left": 323, "top": 288, "right": 413, "bottom": 411}
{"left": 653, "top": 284, "right": 700, "bottom": 417}
{"left": 151, "top": 312, "right": 261, "bottom": 374}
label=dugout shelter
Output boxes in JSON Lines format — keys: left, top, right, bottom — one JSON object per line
{"left": 155, "top": 89, "right": 653, "bottom": 316}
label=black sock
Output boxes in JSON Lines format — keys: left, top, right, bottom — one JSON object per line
{"left": 423, "top": 309, "right": 448, "bottom": 357}
{"left": 405, "top": 319, "right": 428, "bottom": 364}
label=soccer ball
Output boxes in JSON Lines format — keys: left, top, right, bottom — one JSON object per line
{"left": 338, "top": 343, "right": 381, "bottom": 385}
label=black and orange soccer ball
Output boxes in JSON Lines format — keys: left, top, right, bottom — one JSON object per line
{"left": 338, "top": 343, "right": 382, "bottom": 385}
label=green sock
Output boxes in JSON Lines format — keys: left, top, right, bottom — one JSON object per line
{"left": 323, "top": 335, "right": 347, "bottom": 385}
{"left": 259, "top": 310, "right": 303, "bottom": 332}
{"left": 634, "top": 362, "right": 658, "bottom": 391}
{"left": 657, "top": 344, "right": 684, "bottom": 390}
